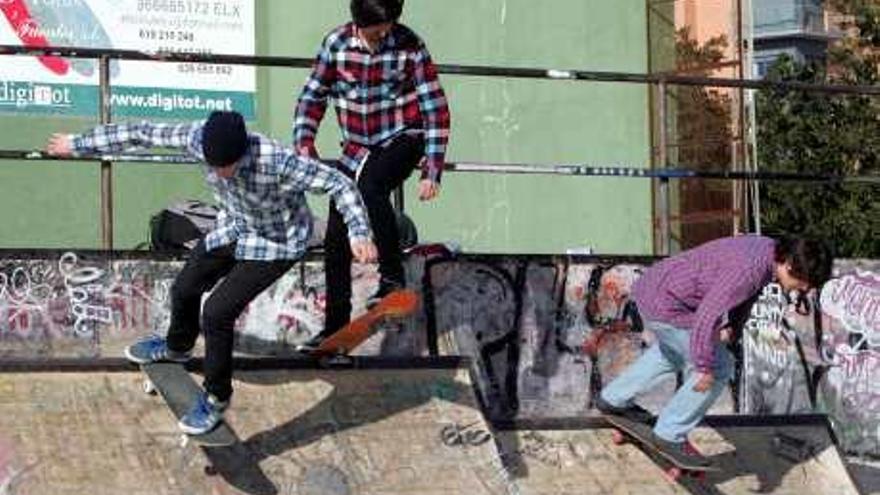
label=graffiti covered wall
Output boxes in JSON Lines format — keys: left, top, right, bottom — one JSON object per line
{"left": 0, "top": 252, "right": 181, "bottom": 358}
{"left": 0, "top": 251, "right": 392, "bottom": 359}
{"left": 818, "top": 262, "right": 880, "bottom": 455}
{"left": 426, "top": 255, "right": 879, "bottom": 455}
{"left": 739, "top": 282, "right": 815, "bottom": 415}
{"left": 0, "top": 250, "right": 877, "bottom": 455}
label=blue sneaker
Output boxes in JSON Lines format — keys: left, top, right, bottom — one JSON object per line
{"left": 124, "top": 335, "right": 191, "bottom": 364}
{"left": 178, "top": 392, "right": 229, "bottom": 435}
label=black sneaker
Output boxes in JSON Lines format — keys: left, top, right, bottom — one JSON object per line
{"left": 596, "top": 396, "right": 655, "bottom": 425}
{"left": 294, "top": 334, "right": 326, "bottom": 353}
{"left": 366, "top": 279, "right": 404, "bottom": 309}
{"left": 650, "top": 434, "right": 713, "bottom": 468}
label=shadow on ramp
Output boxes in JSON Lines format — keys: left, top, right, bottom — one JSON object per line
{"left": 0, "top": 360, "right": 509, "bottom": 495}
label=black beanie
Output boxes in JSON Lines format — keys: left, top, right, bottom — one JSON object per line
{"left": 202, "top": 111, "right": 248, "bottom": 167}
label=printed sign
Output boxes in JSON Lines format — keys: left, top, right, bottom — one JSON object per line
{"left": 0, "top": 0, "right": 255, "bottom": 118}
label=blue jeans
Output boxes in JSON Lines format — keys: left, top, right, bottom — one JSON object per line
{"left": 599, "top": 320, "right": 733, "bottom": 443}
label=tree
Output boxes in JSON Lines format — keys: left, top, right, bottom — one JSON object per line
{"left": 757, "top": 1, "right": 880, "bottom": 257}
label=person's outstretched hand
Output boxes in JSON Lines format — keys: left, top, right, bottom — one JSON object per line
{"left": 46, "top": 133, "right": 73, "bottom": 156}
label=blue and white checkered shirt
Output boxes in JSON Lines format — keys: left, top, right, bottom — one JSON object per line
{"left": 71, "top": 121, "right": 372, "bottom": 261}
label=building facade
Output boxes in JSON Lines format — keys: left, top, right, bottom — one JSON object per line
{"left": 752, "top": 0, "right": 837, "bottom": 77}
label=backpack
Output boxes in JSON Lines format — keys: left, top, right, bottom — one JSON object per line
{"left": 149, "top": 200, "right": 219, "bottom": 251}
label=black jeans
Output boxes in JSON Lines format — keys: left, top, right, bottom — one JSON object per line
{"left": 323, "top": 134, "right": 424, "bottom": 335}
{"left": 166, "top": 240, "right": 294, "bottom": 401}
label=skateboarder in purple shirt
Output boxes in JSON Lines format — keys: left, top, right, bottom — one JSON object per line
{"left": 597, "top": 235, "right": 832, "bottom": 465}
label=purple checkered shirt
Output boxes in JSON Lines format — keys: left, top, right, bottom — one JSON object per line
{"left": 632, "top": 236, "right": 776, "bottom": 372}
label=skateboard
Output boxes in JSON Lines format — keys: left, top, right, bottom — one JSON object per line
{"left": 311, "top": 289, "right": 419, "bottom": 359}
{"left": 603, "top": 414, "right": 719, "bottom": 483}
{"left": 140, "top": 361, "right": 236, "bottom": 447}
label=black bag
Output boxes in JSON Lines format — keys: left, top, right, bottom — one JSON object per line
{"left": 149, "top": 200, "right": 219, "bottom": 251}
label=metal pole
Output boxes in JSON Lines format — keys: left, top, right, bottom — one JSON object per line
{"left": 742, "top": 0, "right": 762, "bottom": 234}
{"left": 733, "top": 0, "right": 746, "bottom": 236}
{"left": 2, "top": 44, "right": 880, "bottom": 95}
{"left": 732, "top": 141, "right": 742, "bottom": 235}
{"left": 657, "top": 80, "right": 672, "bottom": 255}
{"left": 99, "top": 55, "right": 113, "bottom": 249}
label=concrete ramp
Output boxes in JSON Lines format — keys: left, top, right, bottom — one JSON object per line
{"left": 0, "top": 359, "right": 512, "bottom": 495}
{"left": 495, "top": 417, "right": 861, "bottom": 494}
{"left": 0, "top": 359, "right": 863, "bottom": 495}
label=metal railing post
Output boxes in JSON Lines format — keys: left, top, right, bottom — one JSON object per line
{"left": 99, "top": 55, "right": 113, "bottom": 249}
{"left": 657, "top": 80, "right": 672, "bottom": 256}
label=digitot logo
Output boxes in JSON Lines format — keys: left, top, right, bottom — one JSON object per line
{"left": 0, "top": 80, "right": 72, "bottom": 108}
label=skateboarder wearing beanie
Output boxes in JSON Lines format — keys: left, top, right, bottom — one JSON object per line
{"left": 46, "top": 110, "right": 377, "bottom": 434}
{"left": 292, "top": 0, "right": 451, "bottom": 351}
{"left": 597, "top": 235, "right": 832, "bottom": 464}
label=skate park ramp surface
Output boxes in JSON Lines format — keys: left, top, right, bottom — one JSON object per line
{"left": 0, "top": 357, "right": 863, "bottom": 495}
{"left": 0, "top": 357, "right": 511, "bottom": 495}
{"left": 494, "top": 415, "right": 862, "bottom": 494}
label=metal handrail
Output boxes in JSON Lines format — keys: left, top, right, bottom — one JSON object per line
{"left": 1, "top": 43, "right": 877, "bottom": 252}
{"left": 2, "top": 150, "right": 876, "bottom": 184}
{"left": 1, "top": 44, "right": 879, "bottom": 95}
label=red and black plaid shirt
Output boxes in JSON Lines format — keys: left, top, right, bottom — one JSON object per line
{"left": 293, "top": 22, "right": 451, "bottom": 182}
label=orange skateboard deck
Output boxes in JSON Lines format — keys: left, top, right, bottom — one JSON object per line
{"left": 313, "top": 289, "right": 419, "bottom": 357}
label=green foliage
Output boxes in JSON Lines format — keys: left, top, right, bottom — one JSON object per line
{"left": 757, "top": 2, "right": 880, "bottom": 257}
{"left": 675, "top": 28, "right": 734, "bottom": 169}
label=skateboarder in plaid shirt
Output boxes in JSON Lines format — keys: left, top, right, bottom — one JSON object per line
{"left": 293, "top": 0, "right": 451, "bottom": 352}
{"left": 46, "top": 111, "right": 377, "bottom": 434}
{"left": 597, "top": 235, "right": 832, "bottom": 465}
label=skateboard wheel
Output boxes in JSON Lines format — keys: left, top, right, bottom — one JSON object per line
{"left": 323, "top": 354, "right": 352, "bottom": 367}
{"left": 689, "top": 470, "right": 707, "bottom": 482}
{"left": 142, "top": 379, "right": 157, "bottom": 395}
{"left": 664, "top": 467, "right": 682, "bottom": 482}
{"left": 611, "top": 429, "right": 627, "bottom": 445}
{"left": 204, "top": 465, "right": 218, "bottom": 476}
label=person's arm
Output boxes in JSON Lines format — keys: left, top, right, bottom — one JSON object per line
{"left": 293, "top": 37, "right": 336, "bottom": 159}
{"left": 410, "top": 42, "right": 450, "bottom": 200}
{"left": 47, "top": 121, "right": 203, "bottom": 158}
{"left": 690, "top": 262, "right": 768, "bottom": 374}
{"left": 280, "top": 154, "right": 375, "bottom": 261}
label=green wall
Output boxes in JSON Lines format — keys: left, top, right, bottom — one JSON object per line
{"left": 0, "top": 0, "right": 653, "bottom": 254}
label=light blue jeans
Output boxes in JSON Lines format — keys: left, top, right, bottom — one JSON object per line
{"left": 599, "top": 320, "right": 733, "bottom": 443}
